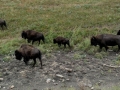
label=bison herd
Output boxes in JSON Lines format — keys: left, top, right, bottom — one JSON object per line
{"left": 1, "top": 19, "right": 120, "bottom": 69}
{"left": 0, "top": 19, "right": 71, "bottom": 68}
{"left": 18, "top": 30, "right": 71, "bottom": 68}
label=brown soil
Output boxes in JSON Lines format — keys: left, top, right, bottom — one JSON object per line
{"left": 0, "top": 50, "right": 120, "bottom": 90}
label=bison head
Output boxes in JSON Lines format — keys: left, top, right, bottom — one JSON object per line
{"left": 15, "top": 50, "right": 22, "bottom": 60}
{"left": 117, "top": 30, "right": 120, "bottom": 35}
{"left": 91, "top": 36, "right": 98, "bottom": 46}
{"left": 21, "top": 31, "right": 27, "bottom": 39}
{"left": 53, "top": 39, "right": 57, "bottom": 44}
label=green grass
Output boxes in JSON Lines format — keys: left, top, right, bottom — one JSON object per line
{"left": 96, "top": 84, "right": 120, "bottom": 90}
{"left": 0, "top": 0, "right": 120, "bottom": 56}
{"left": 43, "top": 84, "right": 120, "bottom": 90}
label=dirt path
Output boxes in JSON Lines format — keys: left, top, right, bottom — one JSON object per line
{"left": 0, "top": 50, "right": 120, "bottom": 90}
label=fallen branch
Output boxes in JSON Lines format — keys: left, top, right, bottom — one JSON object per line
{"left": 101, "top": 63, "right": 120, "bottom": 68}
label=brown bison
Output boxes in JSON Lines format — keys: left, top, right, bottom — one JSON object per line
{"left": 117, "top": 30, "right": 120, "bottom": 35}
{"left": 21, "top": 30, "right": 45, "bottom": 45}
{"left": 91, "top": 34, "right": 120, "bottom": 51}
{"left": 0, "top": 19, "right": 7, "bottom": 30}
{"left": 15, "top": 44, "right": 42, "bottom": 68}
{"left": 53, "top": 36, "right": 70, "bottom": 48}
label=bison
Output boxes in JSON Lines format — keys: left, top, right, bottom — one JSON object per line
{"left": 91, "top": 34, "right": 120, "bottom": 51}
{"left": 15, "top": 44, "right": 42, "bottom": 68}
{"left": 53, "top": 36, "right": 70, "bottom": 48}
{"left": 21, "top": 30, "right": 45, "bottom": 45}
{"left": 117, "top": 30, "right": 120, "bottom": 35}
{"left": 0, "top": 19, "right": 7, "bottom": 30}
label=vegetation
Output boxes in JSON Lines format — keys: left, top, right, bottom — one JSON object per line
{"left": 0, "top": 0, "right": 120, "bottom": 55}
{"left": 0, "top": 0, "right": 120, "bottom": 90}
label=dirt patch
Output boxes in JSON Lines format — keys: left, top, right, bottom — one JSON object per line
{"left": 0, "top": 50, "right": 120, "bottom": 90}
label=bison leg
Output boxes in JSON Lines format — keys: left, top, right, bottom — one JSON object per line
{"left": 118, "top": 45, "right": 120, "bottom": 52}
{"left": 1, "top": 25, "right": 4, "bottom": 30}
{"left": 4, "top": 22, "right": 7, "bottom": 29}
{"left": 27, "top": 39, "right": 31, "bottom": 43}
{"left": 99, "top": 45, "right": 103, "bottom": 52}
{"left": 67, "top": 43, "right": 70, "bottom": 48}
{"left": 99, "top": 45, "right": 103, "bottom": 50}
{"left": 39, "top": 58, "right": 42, "bottom": 69}
{"left": 105, "top": 46, "right": 108, "bottom": 51}
{"left": 32, "top": 40, "right": 35, "bottom": 45}
{"left": 64, "top": 44, "right": 66, "bottom": 48}
{"left": 58, "top": 43, "right": 61, "bottom": 47}
{"left": 42, "top": 39, "right": 45, "bottom": 43}
{"left": 23, "top": 59, "right": 28, "bottom": 65}
{"left": 38, "top": 40, "right": 40, "bottom": 45}
{"left": 33, "top": 59, "right": 36, "bottom": 67}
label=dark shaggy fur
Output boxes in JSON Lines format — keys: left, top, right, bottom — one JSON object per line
{"left": 21, "top": 30, "right": 45, "bottom": 45}
{"left": 15, "top": 44, "right": 42, "bottom": 68}
{"left": 0, "top": 19, "right": 7, "bottom": 30}
{"left": 117, "top": 30, "right": 120, "bottom": 35}
{"left": 91, "top": 34, "right": 120, "bottom": 51}
{"left": 53, "top": 36, "right": 70, "bottom": 48}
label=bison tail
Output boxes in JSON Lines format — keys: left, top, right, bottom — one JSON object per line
{"left": 68, "top": 41, "right": 71, "bottom": 47}
{"left": 67, "top": 40, "right": 71, "bottom": 48}
{"left": 42, "top": 35, "right": 45, "bottom": 43}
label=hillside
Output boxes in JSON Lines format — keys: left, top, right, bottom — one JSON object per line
{"left": 0, "top": 0, "right": 120, "bottom": 90}
{"left": 0, "top": 0, "right": 120, "bottom": 55}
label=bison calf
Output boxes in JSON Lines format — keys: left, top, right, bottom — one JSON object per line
{"left": 91, "top": 34, "right": 120, "bottom": 51}
{"left": 15, "top": 44, "right": 42, "bottom": 68}
{"left": 21, "top": 30, "right": 45, "bottom": 45}
{"left": 53, "top": 36, "right": 70, "bottom": 48}
{"left": 0, "top": 19, "right": 7, "bottom": 30}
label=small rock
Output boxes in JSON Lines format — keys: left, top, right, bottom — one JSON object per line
{"left": 19, "top": 71, "right": 26, "bottom": 77}
{"left": 88, "top": 83, "right": 92, "bottom": 88}
{"left": 0, "top": 78, "right": 3, "bottom": 81}
{"left": 78, "top": 78, "right": 93, "bottom": 90}
{"left": 56, "top": 74, "right": 64, "bottom": 78}
{"left": 3, "top": 72, "right": 9, "bottom": 76}
{"left": 46, "top": 78, "right": 51, "bottom": 83}
{"left": 10, "top": 85, "right": 14, "bottom": 89}
{"left": 91, "top": 87, "right": 94, "bottom": 90}
{"left": 66, "top": 79, "right": 70, "bottom": 81}
{"left": 62, "top": 79, "right": 65, "bottom": 82}
{"left": 65, "top": 68, "right": 73, "bottom": 72}
{"left": 52, "top": 79, "right": 55, "bottom": 82}
{"left": 51, "top": 61, "right": 58, "bottom": 67}
{"left": 60, "top": 65, "right": 65, "bottom": 70}
{"left": 54, "top": 83, "right": 58, "bottom": 85}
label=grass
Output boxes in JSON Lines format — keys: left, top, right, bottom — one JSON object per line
{"left": 44, "top": 87, "right": 75, "bottom": 90}
{"left": 97, "top": 84, "right": 120, "bottom": 90}
{"left": 0, "top": 0, "right": 120, "bottom": 57}
{"left": 0, "top": 1, "right": 120, "bottom": 90}
{"left": 43, "top": 83, "right": 120, "bottom": 90}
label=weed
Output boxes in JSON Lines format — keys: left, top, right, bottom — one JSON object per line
{"left": 114, "top": 55, "right": 120, "bottom": 65}
{"left": 95, "top": 53, "right": 103, "bottom": 59}
{"left": 3, "top": 56, "right": 11, "bottom": 62}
